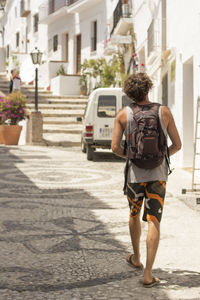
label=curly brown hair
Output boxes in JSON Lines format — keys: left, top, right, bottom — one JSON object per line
{"left": 123, "top": 72, "right": 153, "bottom": 102}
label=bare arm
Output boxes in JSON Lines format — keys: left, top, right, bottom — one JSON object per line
{"left": 111, "top": 108, "right": 126, "bottom": 158}
{"left": 161, "top": 106, "right": 182, "bottom": 156}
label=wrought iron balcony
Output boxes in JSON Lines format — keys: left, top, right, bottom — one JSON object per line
{"left": 111, "top": 0, "right": 132, "bottom": 35}
{"left": 48, "top": 0, "right": 67, "bottom": 14}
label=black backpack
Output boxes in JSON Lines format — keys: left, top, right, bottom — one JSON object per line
{"left": 123, "top": 102, "right": 171, "bottom": 193}
{"left": 126, "top": 102, "right": 167, "bottom": 169}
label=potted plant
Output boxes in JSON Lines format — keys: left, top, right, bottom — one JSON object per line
{"left": 80, "top": 60, "right": 90, "bottom": 96}
{"left": 56, "top": 64, "right": 67, "bottom": 76}
{"left": 0, "top": 91, "right": 27, "bottom": 145}
{"left": 79, "top": 73, "right": 88, "bottom": 96}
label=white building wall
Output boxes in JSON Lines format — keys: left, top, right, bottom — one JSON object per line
{"left": 0, "top": 0, "right": 47, "bottom": 85}
{"left": 79, "top": 4, "right": 107, "bottom": 62}
{"left": 133, "top": 0, "right": 200, "bottom": 168}
{"left": 1, "top": 0, "right": 118, "bottom": 88}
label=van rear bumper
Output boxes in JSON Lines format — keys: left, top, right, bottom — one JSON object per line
{"left": 85, "top": 138, "right": 111, "bottom": 148}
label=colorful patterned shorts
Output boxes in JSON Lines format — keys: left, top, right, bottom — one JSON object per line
{"left": 126, "top": 181, "right": 166, "bottom": 223}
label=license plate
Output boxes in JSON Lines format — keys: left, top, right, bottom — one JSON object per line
{"left": 99, "top": 127, "right": 113, "bottom": 138}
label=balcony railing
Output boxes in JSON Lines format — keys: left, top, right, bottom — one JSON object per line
{"left": 111, "top": 0, "right": 132, "bottom": 35}
{"left": 48, "top": 0, "right": 67, "bottom": 14}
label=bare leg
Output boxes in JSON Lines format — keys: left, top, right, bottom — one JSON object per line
{"left": 144, "top": 220, "right": 160, "bottom": 283}
{"left": 129, "top": 215, "right": 142, "bottom": 266}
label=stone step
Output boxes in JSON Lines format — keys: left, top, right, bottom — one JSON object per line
{"left": 25, "top": 93, "right": 87, "bottom": 99}
{"left": 43, "top": 123, "right": 83, "bottom": 129}
{"left": 0, "top": 81, "right": 45, "bottom": 90}
{"left": 28, "top": 98, "right": 88, "bottom": 104}
{"left": 0, "top": 78, "right": 9, "bottom": 82}
{"left": 41, "top": 110, "right": 84, "bottom": 117}
{"left": 27, "top": 103, "right": 86, "bottom": 110}
{"left": 43, "top": 128, "right": 82, "bottom": 134}
{"left": 0, "top": 72, "right": 86, "bottom": 147}
{"left": 43, "top": 117, "right": 82, "bottom": 124}
{"left": 43, "top": 123, "right": 83, "bottom": 134}
{"left": 0, "top": 86, "right": 49, "bottom": 94}
{"left": 0, "top": 85, "right": 88, "bottom": 101}
{"left": 27, "top": 99, "right": 87, "bottom": 106}
{"left": 43, "top": 133, "right": 81, "bottom": 147}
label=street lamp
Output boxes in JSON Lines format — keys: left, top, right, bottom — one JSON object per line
{"left": 0, "top": 0, "right": 6, "bottom": 10}
{"left": 30, "top": 47, "right": 43, "bottom": 112}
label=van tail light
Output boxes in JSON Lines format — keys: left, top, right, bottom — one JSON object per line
{"left": 85, "top": 125, "right": 93, "bottom": 137}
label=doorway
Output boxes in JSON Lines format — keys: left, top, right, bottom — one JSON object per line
{"left": 76, "top": 34, "right": 81, "bottom": 74}
{"left": 65, "top": 33, "right": 69, "bottom": 62}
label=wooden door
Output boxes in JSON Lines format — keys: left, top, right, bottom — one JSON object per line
{"left": 66, "top": 33, "right": 69, "bottom": 62}
{"left": 76, "top": 34, "right": 81, "bottom": 74}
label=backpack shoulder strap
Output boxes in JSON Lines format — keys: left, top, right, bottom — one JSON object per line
{"left": 128, "top": 102, "right": 142, "bottom": 115}
{"left": 149, "top": 103, "right": 161, "bottom": 113}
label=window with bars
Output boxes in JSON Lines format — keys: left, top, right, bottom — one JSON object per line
{"left": 53, "top": 35, "right": 58, "bottom": 52}
{"left": 91, "top": 20, "right": 97, "bottom": 52}
{"left": 33, "top": 13, "right": 39, "bottom": 33}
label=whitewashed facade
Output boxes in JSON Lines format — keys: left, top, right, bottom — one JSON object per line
{"left": 0, "top": 0, "right": 134, "bottom": 89}
{"left": 39, "top": 0, "right": 108, "bottom": 91}
{"left": 133, "top": 0, "right": 200, "bottom": 168}
{"left": 0, "top": 0, "right": 111, "bottom": 90}
{"left": 1, "top": 0, "right": 198, "bottom": 168}
{"left": 0, "top": 0, "right": 47, "bottom": 84}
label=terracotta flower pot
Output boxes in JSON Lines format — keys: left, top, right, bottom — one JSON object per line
{"left": 0, "top": 125, "right": 22, "bottom": 145}
{"left": 0, "top": 130, "right": 4, "bottom": 144}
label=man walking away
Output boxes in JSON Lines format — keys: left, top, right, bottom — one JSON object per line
{"left": 111, "top": 72, "right": 181, "bottom": 287}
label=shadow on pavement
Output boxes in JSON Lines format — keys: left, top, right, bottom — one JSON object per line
{"left": 92, "top": 150, "right": 125, "bottom": 162}
{"left": 0, "top": 146, "right": 198, "bottom": 299}
{"left": 155, "top": 268, "right": 200, "bottom": 288}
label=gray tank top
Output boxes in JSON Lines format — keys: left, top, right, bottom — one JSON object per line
{"left": 126, "top": 105, "right": 168, "bottom": 183}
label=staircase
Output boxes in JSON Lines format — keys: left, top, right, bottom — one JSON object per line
{"left": 0, "top": 73, "right": 88, "bottom": 147}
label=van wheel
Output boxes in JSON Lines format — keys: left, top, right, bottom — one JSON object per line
{"left": 87, "top": 144, "right": 94, "bottom": 161}
{"left": 81, "top": 138, "right": 86, "bottom": 153}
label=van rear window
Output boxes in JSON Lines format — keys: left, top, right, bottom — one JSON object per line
{"left": 97, "top": 95, "right": 116, "bottom": 118}
{"left": 122, "top": 95, "right": 133, "bottom": 107}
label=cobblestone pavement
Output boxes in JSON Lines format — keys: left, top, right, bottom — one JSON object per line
{"left": 0, "top": 145, "right": 200, "bottom": 300}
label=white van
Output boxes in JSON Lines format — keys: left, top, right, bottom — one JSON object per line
{"left": 80, "top": 88, "right": 132, "bottom": 160}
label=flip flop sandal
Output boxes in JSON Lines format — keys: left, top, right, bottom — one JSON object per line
{"left": 143, "top": 277, "right": 160, "bottom": 288}
{"left": 126, "top": 254, "right": 143, "bottom": 269}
